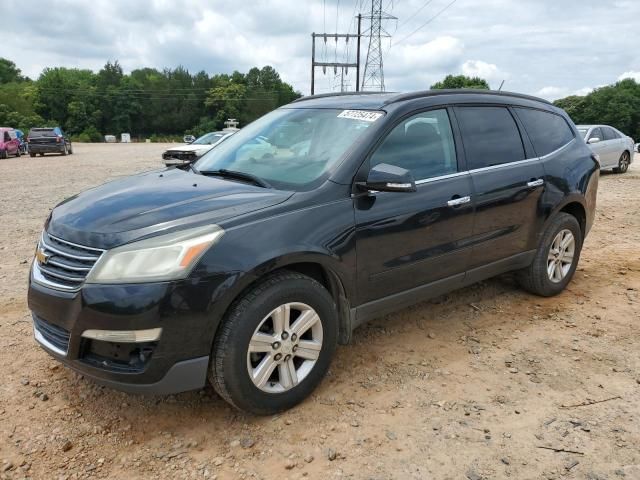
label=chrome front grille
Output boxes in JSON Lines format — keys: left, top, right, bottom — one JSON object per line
{"left": 34, "top": 232, "right": 104, "bottom": 291}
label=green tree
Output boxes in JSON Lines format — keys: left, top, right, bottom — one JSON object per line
{"left": 554, "top": 79, "right": 640, "bottom": 140}
{"left": 431, "top": 74, "right": 490, "bottom": 90}
{"left": 0, "top": 58, "right": 26, "bottom": 84}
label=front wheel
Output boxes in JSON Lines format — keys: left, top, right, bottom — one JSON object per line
{"left": 209, "top": 271, "right": 338, "bottom": 415}
{"left": 517, "top": 213, "right": 582, "bottom": 297}
{"left": 614, "top": 151, "right": 630, "bottom": 173}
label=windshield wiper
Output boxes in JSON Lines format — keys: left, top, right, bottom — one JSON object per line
{"left": 198, "top": 169, "right": 272, "bottom": 188}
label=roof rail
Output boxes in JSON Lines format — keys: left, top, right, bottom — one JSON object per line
{"left": 291, "top": 91, "right": 390, "bottom": 103}
{"left": 381, "top": 89, "right": 552, "bottom": 106}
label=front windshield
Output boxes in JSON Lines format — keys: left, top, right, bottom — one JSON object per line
{"left": 193, "top": 132, "right": 226, "bottom": 145}
{"left": 578, "top": 128, "right": 588, "bottom": 139}
{"left": 195, "top": 108, "right": 382, "bottom": 190}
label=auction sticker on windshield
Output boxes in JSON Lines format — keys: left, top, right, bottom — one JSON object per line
{"left": 337, "top": 110, "right": 384, "bottom": 122}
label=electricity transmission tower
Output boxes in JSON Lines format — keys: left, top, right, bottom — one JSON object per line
{"left": 361, "top": 0, "right": 396, "bottom": 91}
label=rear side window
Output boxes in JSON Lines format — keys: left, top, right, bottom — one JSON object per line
{"left": 455, "top": 106, "right": 525, "bottom": 169}
{"left": 601, "top": 127, "right": 618, "bottom": 140}
{"left": 515, "top": 108, "right": 575, "bottom": 157}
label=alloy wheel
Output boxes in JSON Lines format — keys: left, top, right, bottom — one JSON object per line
{"left": 619, "top": 152, "right": 630, "bottom": 173}
{"left": 247, "top": 302, "right": 323, "bottom": 393}
{"left": 547, "top": 229, "right": 575, "bottom": 283}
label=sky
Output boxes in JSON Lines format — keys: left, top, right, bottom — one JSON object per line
{"left": 3, "top": 0, "right": 640, "bottom": 101}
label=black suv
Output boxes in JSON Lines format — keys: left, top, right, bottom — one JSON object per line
{"left": 28, "top": 90, "right": 599, "bottom": 414}
{"left": 28, "top": 127, "right": 73, "bottom": 156}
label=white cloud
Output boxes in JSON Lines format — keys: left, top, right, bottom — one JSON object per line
{"left": 618, "top": 71, "right": 640, "bottom": 82}
{"left": 461, "top": 60, "right": 505, "bottom": 82}
{"left": 391, "top": 36, "right": 465, "bottom": 71}
{"left": 0, "top": 0, "right": 638, "bottom": 97}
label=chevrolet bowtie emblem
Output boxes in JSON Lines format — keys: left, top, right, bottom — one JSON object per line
{"left": 36, "top": 249, "right": 50, "bottom": 265}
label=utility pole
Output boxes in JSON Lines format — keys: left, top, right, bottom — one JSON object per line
{"left": 361, "top": 0, "right": 396, "bottom": 91}
{"left": 310, "top": 14, "right": 362, "bottom": 95}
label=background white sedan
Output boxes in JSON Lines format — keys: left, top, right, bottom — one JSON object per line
{"left": 577, "top": 124, "right": 634, "bottom": 173}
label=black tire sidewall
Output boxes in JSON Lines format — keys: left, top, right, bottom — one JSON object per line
{"left": 214, "top": 275, "right": 338, "bottom": 414}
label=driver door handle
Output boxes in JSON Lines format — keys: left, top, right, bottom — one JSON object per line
{"left": 527, "top": 179, "right": 544, "bottom": 188}
{"left": 447, "top": 195, "right": 471, "bottom": 207}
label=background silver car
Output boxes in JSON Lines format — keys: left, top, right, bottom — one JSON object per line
{"left": 577, "top": 124, "right": 634, "bottom": 173}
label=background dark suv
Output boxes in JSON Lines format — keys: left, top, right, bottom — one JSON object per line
{"left": 28, "top": 90, "right": 599, "bottom": 414}
{"left": 28, "top": 127, "right": 73, "bottom": 156}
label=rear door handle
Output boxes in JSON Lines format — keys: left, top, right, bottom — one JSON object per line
{"left": 447, "top": 195, "right": 471, "bottom": 207}
{"left": 527, "top": 179, "right": 544, "bottom": 188}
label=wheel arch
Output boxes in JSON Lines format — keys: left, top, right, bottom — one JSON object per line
{"left": 208, "top": 253, "right": 355, "bottom": 347}
{"left": 559, "top": 201, "right": 587, "bottom": 238}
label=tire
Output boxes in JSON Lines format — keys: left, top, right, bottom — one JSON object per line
{"left": 15, "top": 149, "right": 21, "bottom": 157}
{"left": 614, "top": 151, "right": 630, "bottom": 174}
{"left": 68, "top": 144, "right": 73, "bottom": 154}
{"left": 517, "top": 212, "right": 582, "bottom": 297}
{"left": 61, "top": 144, "right": 67, "bottom": 156}
{"left": 0, "top": 150, "right": 6, "bottom": 159}
{"left": 29, "top": 153, "right": 35, "bottom": 158}
{"left": 210, "top": 271, "right": 338, "bottom": 415}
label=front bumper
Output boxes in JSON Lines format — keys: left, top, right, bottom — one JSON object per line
{"left": 28, "top": 270, "right": 223, "bottom": 394}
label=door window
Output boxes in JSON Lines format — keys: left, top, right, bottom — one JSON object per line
{"left": 514, "top": 108, "right": 574, "bottom": 156}
{"left": 601, "top": 127, "right": 618, "bottom": 141}
{"left": 455, "top": 106, "right": 525, "bottom": 169}
{"left": 589, "top": 127, "right": 603, "bottom": 142}
{"left": 3, "top": 132, "right": 9, "bottom": 142}
{"left": 369, "top": 109, "right": 457, "bottom": 180}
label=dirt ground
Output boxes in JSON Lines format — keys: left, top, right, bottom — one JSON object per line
{"left": 0, "top": 143, "right": 638, "bottom": 480}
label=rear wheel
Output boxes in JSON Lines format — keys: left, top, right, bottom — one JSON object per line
{"left": 0, "top": 150, "right": 6, "bottom": 159}
{"left": 209, "top": 271, "right": 338, "bottom": 415}
{"left": 61, "top": 144, "right": 68, "bottom": 156}
{"left": 68, "top": 144, "right": 73, "bottom": 154}
{"left": 614, "top": 151, "right": 630, "bottom": 173}
{"left": 517, "top": 213, "right": 582, "bottom": 297}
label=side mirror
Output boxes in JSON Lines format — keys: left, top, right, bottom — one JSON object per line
{"left": 358, "top": 163, "right": 417, "bottom": 193}
{"left": 588, "top": 137, "right": 601, "bottom": 144}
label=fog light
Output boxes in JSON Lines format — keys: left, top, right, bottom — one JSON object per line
{"left": 81, "top": 328, "right": 162, "bottom": 343}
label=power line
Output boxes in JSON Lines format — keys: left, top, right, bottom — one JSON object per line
{"left": 395, "top": 0, "right": 434, "bottom": 31}
{"left": 391, "top": 0, "right": 457, "bottom": 47}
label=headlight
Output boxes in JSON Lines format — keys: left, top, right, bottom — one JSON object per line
{"left": 86, "top": 225, "right": 224, "bottom": 283}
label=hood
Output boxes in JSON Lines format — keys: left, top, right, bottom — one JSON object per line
{"left": 47, "top": 168, "right": 293, "bottom": 249}
{"left": 165, "top": 144, "right": 212, "bottom": 155}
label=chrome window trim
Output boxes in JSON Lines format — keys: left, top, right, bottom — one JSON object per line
{"left": 415, "top": 171, "right": 468, "bottom": 185}
{"left": 538, "top": 138, "right": 575, "bottom": 160}
{"left": 467, "top": 157, "right": 540, "bottom": 174}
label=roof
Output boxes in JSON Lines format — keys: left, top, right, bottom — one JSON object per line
{"left": 290, "top": 89, "right": 552, "bottom": 109}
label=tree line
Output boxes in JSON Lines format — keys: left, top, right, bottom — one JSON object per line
{"left": 0, "top": 58, "right": 301, "bottom": 141}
